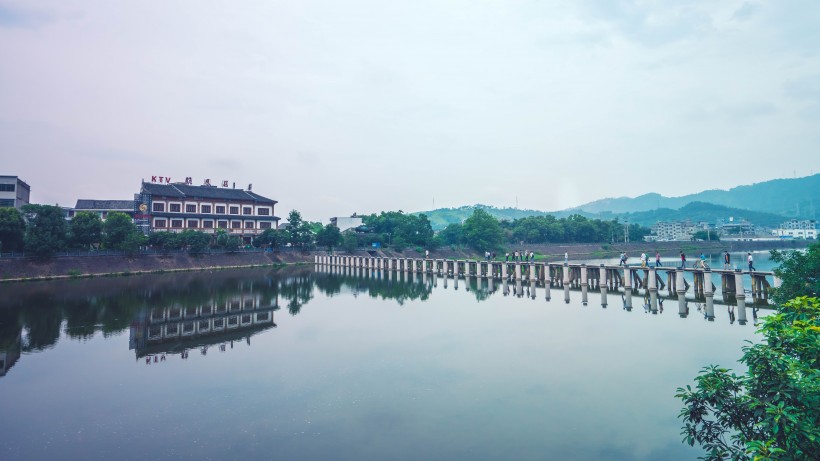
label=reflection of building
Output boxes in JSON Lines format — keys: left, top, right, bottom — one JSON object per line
{"left": 67, "top": 199, "right": 136, "bottom": 220}
{"left": 0, "top": 175, "right": 31, "bottom": 209}
{"left": 772, "top": 219, "right": 817, "bottom": 239}
{"left": 0, "top": 332, "right": 22, "bottom": 377}
{"left": 129, "top": 293, "right": 278, "bottom": 358}
{"left": 135, "top": 180, "right": 280, "bottom": 243}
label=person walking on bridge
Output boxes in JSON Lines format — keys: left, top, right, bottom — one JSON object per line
{"left": 747, "top": 252, "right": 755, "bottom": 272}
{"left": 680, "top": 251, "right": 686, "bottom": 269}
{"left": 723, "top": 251, "right": 730, "bottom": 270}
{"left": 655, "top": 252, "right": 662, "bottom": 267}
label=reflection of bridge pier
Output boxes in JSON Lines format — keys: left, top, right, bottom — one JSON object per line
{"left": 314, "top": 256, "right": 776, "bottom": 319}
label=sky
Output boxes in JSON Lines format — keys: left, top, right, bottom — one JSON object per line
{"left": 1, "top": 0, "right": 819, "bottom": 222}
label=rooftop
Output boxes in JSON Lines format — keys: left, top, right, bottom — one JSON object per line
{"left": 75, "top": 199, "right": 135, "bottom": 210}
{"left": 140, "top": 182, "right": 277, "bottom": 205}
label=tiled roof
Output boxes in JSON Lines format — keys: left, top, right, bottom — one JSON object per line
{"left": 140, "top": 182, "right": 277, "bottom": 204}
{"left": 75, "top": 199, "right": 135, "bottom": 210}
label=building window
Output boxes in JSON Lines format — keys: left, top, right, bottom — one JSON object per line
{"left": 229, "top": 206, "right": 239, "bottom": 215}
{"left": 171, "top": 219, "right": 183, "bottom": 228}
{"left": 155, "top": 219, "right": 167, "bottom": 228}
{"left": 0, "top": 184, "right": 15, "bottom": 192}
{"left": 101, "top": 212, "right": 108, "bottom": 219}
{"left": 242, "top": 207, "right": 252, "bottom": 215}
{"left": 217, "top": 220, "right": 228, "bottom": 229}
{"left": 259, "top": 222, "right": 272, "bottom": 229}
{"left": 231, "top": 221, "right": 241, "bottom": 229}
{"left": 201, "top": 205, "right": 212, "bottom": 214}
{"left": 153, "top": 203, "right": 165, "bottom": 212}
{"left": 257, "top": 208, "right": 270, "bottom": 216}
{"left": 170, "top": 204, "right": 181, "bottom": 212}
{"left": 187, "top": 220, "right": 198, "bottom": 228}
{"left": 203, "top": 220, "right": 214, "bottom": 229}
{"left": 216, "top": 205, "right": 226, "bottom": 214}
{"left": 245, "top": 221, "right": 254, "bottom": 229}
{"left": 186, "top": 204, "right": 196, "bottom": 213}
{"left": 0, "top": 199, "right": 14, "bottom": 207}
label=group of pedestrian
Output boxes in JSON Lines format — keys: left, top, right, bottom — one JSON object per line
{"left": 504, "top": 251, "right": 535, "bottom": 262}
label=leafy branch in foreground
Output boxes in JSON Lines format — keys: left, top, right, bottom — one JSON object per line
{"left": 676, "top": 297, "right": 820, "bottom": 460}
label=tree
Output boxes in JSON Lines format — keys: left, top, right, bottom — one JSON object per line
{"left": 286, "top": 210, "right": 314, "bottom": 247}
{"left": 253, "top": 228, "right": 286, "bottom": 249}
{"left": 69, "top": 211, "right": 103, "bottom": 249}
{"left": 23, "top": 204, "right": 68, "bottom": 258}
{"left": 341, "top": 231, "right": 358, "bottom": 252}
{"left": 692, "top": 230, "right": 719, "bottom": 241}
{"left": 315, "top": 224, "right": 342, "bottom": 251}
{"left": 0, "top": 207, "right": 26, "bottom": 252}
{"left": 103, "top": 212, "right": 143, "bottom": 251}
{"left": 676, "top": 297, "right": 820, "bottom": 460}
{"left": 438, "top": 223, "right": 463, "bottom": 246}
{"left": 677, "top": 245, "right": 820, "bottom": 461}
{"left": 461, "top": 208, "right": 503, "bottom": 251}
{"left": 770, "top": 243, "right": 820, "bottom": 304}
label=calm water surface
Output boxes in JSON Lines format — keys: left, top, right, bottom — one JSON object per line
{"left": 0, "top": 257, "right": 776, "bottom": 461}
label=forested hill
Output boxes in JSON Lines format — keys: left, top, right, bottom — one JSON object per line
{"left": 567, "top": 173, "right": 820, "bottom": 219}
{"left": 416, "top": 202, "right": 788, "bottom": 230}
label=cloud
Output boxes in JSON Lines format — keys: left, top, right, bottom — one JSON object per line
{"left": 0, "top": 3, "right": 54, "bottom": 28}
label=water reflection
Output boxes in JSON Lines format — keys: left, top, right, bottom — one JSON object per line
{"left": 0, "top": 264, "right": 770, "bottom": 378}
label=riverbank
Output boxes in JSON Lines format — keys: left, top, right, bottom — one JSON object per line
{"left": 1, "top": 239, "right": 809, "bottom": 283}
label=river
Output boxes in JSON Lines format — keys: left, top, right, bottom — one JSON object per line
{"left": 0, "top": 252, "right": 782, "bottom": 460}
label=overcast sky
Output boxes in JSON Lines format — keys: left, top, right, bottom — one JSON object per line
{"left": 1, "top": 0, "right": 819, "bottom": 222}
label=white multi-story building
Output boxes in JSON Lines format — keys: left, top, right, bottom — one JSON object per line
{"left": 651, "top": 221, "right": 696, "bottom": 241}
{"left": 772, "top": 219, "right": 817, "bottom": 239}
{"left": 0, "top": 176, "right": 31, "bottom": 209}
{"left": 330, "top": 215, "right": 363, "bottom": 232}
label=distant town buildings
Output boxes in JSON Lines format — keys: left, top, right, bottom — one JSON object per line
{"left": 772, "top": 219, "right": 817, "bottom": 239}
{"left": 650, "top": 221, "right": 706, "bottom": 241}
{"left": 0, "top": 175, "right": 31, "bottom": 209}
{"left": 330, "top": 214, "right": 363, "bottom": 232}
{"left": 135, "top": 179, "right": 279, "bottom": 244}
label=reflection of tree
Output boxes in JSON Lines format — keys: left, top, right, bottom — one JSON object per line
{"left": 279, "top": 274, "right": 314, "bottom": 315}
{"left": 312, "top": 272, "right": 433, "bottom": 306}
{"left": 0, "top": 266, "right": 311, "bottom": 349}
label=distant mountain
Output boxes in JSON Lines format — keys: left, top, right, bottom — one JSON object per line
{"left": 417, "top": 202, "right": 789, "bottom": 230}
{"left": 417, "top": 204, "right": 551, "bottom": 230}
{"left": 416, "top": 175, "right": 817, "bottom": 230}
{"left": 608, "top": 202, "right": 789, "bottom": 228}
{"left": 568, "top": 174, "right": 820, "bottom": 219}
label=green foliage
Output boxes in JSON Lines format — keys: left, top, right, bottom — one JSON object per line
{"left": 691, "top": 230, "right": 719, "bottom": 241}
{"left": 676, "top": 296, "right": 820, "bottom": 460}
{"left": 286, "top": 210, "right": 314, "bottom": 248}
{"left": 253, "top": 228, "right": 286, "bottom": 249}
{"left": 362, "top": 211, "right": 434, "bottom": 248}
{"left": 103, "top": 212, "right": 142, "bottom": 251}
{"left": 0, "top": 207, "right": 26, "bottom": 252}
{"left": 438, "top": 223, "right": 463, "bottom": 246}
{"left": 69, "top": 211, "right": 103, "bottom": 249}
{"left": 315, "top": 224, "right": 342, "bottom": 250}
{"left": 23, "top": 204, "right": 68, "bottom": 258}
{"left": 462, "top": 208, "right": 503, "bottom": 251}
{"left": 341, "top": 231, "right": 358, "bottom": 252}
{"left": 770, "top": 243, "right": 820, "bottom": 304}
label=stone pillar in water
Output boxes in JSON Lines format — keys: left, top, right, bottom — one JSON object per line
{"left": 563, "top": 264, "right": 570, "bottom": 287}
{"left": 735, "top": 270, "right": 747, "bottom": 325}
{"left": 623, "top": 266, "right": 632, "bottom": 291}
{"left": 704, "top": 268, "right": 715, "bottom": 320}
{"left": 580, "top": 264, "right": 588, "bottom": 288}
{"left": 515, "top": 263, "right": 521, "bottom": 281}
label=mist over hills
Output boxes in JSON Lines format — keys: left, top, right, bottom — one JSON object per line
{"left": 416, "top": 174, "right": 819, "bottom": 230}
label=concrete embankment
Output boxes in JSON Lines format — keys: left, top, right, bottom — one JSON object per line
{"left": 0, "top": 239, "right": 808, "bottom": 282}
